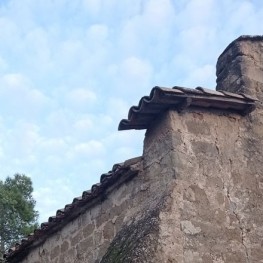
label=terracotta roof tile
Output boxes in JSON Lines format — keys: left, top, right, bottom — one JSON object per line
{"left": 118, "top": 86, "right": 257, "bottom": 130}
{"left": 196, "top": 87, "right": 225, "bottom": 96}
{"left": 4, "top": 156, "right": 142, "bottom": 262}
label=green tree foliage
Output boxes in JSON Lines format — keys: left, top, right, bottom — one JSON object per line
{"left": 0, "top": 174, "right": 38, "bottom": 259}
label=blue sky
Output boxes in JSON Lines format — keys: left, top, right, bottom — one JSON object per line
{"left": 0, "top": 0, "right": 262, "bottom": 222}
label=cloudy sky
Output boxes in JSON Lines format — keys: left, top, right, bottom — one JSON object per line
{"left": 0, "top": 0, "right": 262, "bottom": 222}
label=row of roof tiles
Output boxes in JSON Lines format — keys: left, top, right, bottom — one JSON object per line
{"left": 118, "top": 86, "right": 256, "bottom": 130}
{"left": 4, "top": 156, "right": 142, "bottom": 262}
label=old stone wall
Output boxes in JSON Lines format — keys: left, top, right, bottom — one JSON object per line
{"left": 100, "top": 101, "right": 263, "bottom": 263}
{"left": 19, "top": 161, "right": 148, "bottom": 263}
{"left": 154, "top": 109, "right": 263, "bottom": 262}
{"left": 20, "top": 104, "right": 263, "bottom": 263}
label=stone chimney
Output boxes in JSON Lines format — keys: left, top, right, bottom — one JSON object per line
{"left": 216, "top": 35, "right": 263, "bottom": 103}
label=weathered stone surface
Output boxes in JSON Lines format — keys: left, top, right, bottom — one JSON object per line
{"left": 153, "top": 110, "right": 261, "bottom": 262}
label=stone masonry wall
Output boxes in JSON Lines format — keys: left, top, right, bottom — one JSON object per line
{"left": 154, "top": 109, "right": 263, "bottom": 262}
{"left": 18, "top": 106, "right": 263, "bottom": 263}
{"left": 19, "top": 160, "right": 148, "bottom": 263}
{"left": 100, "top": 101, "right": 263, "bottom": 263}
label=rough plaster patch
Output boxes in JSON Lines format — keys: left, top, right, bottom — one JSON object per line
{"left": 184, "top": 250, "right": 202, "bottom": 263}
{"left": 180, "top": 220, "right": 201, "bottom": 235}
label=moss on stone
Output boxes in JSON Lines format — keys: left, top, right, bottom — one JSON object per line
{"left": 100, "top": 209, "right": 160, "bottom": 263}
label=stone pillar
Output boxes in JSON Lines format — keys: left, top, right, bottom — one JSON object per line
{"left": 216, "top": 35, "right": 263, "bottom": 103}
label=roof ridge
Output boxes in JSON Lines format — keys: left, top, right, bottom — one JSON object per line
{"left": 118, "top": 86, "right": 257, "bottom": 130}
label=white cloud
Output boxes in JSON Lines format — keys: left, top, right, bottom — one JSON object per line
{"left": 0, "top": 56, "right": 8, "bottom": 71}
{"left": 183, "top": 64, "right": 215, "bottom": 88}
{"left": 23, "top": 27, "right": 52, "bottom": 71}
{"left": 0, "top": 17, "right": 20, "bottom": 46}
{"left": 39, "top": 138, "right": 68, "bottom": 155}
{"left": 82, "top": 0, "right": 102, "bottom": 16}
{"left": 55, "top": 39, "right": 85, "bottom": 70}
{"left": 86, "top": 24, "right": 108, "bottom": 42}
{"left": 43, "top": 155, "right": 63, "bottom": 168}
{"left": 118, "top": 0, "right": 175, "bottom": 57}
{"left": 73, "top": 113, "right": 114, "bottom": 139}
{"left": 0, "top": 145, "right": 4, "bottom": 160}
{"left": 225, "top": 1, "right": 263, "bottom": 34}
{"left": 45, "top": 109, "right": 73, "bottom": 137}
{"left": 73, "top": 140, "right": 106, "bottom": 158}
{"left": 122, "top": 57, "right": 152, "bottom": 80}
{"left": 143, "top": 0, "right": 175, "bottom": 29}
{"left": 4, "top": 121, "right": 40, "bottom": 156}
{"left": 65, "top": 88, "right": 97, "bottom": 109}
{"left": 106, "top": 97, "right": 130, "bottom": 121}
{"left": 0, "top": 73, "right": 51, "bottom": 119}
{"left": 33, "top": 179, "right": 75, "bottom": 221}
{"left": 175, "top": 0, "right": 217, "bottom": 28}
{"left": 73, "top": 118, "right": 94, "bottom": 131}
{"left": 103, "top": 130, "right": 144, "bottom": 154}
{"left": 110, "top": 56, "right": 153, "bottom": 98}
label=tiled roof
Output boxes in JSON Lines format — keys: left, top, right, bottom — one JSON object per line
{"left": 118, "top": 86, "right": 257, "bottom": 130}
{"left": 4, "top": 156, "right": 142, "bottom": 262}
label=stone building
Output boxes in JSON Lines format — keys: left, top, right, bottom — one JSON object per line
{"left": 4, "top": 35, "right": 263, "bottom": 262}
